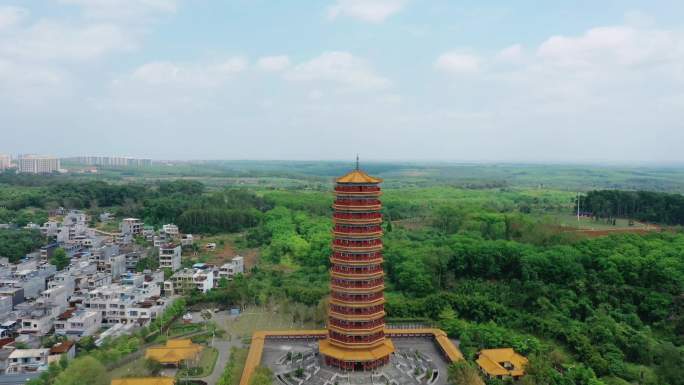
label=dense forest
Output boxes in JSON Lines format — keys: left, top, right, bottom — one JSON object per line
{"left": 0, "top": 174, "right": 269, "bottom": 234}
{"left": 198, "top": 189, "right": 684, "bottom": 385}
{"left": 582, "top": 190, "right": 684, "bottom": 225}
{"left": 1, "top": 166, "right": 683, "bottom": 384}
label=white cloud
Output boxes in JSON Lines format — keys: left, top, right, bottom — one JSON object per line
{"left": 57, "top": 0, "right": 177, "bottom": 21}
{"left": 434, "top": 52, "right": 481, "bottom": 73}
{"left": 497, "top": 44, "right": 523, "bottom": 63}
{"left": 537, "top": 26, "right": 680, "bottom": 69}
{"left": 286, "top": 51, "right": 390, "bottom": 90}
{"left": 0, "top": 21, "right": 135, "bottom": 61}
{"left": 130, "top": 57, "right": 248, "bottom": 87}
{"left": 257, "top": 55, "right": 290, "bottom": 72}
{"left": 0, "top": 6, "right": 28, "bottom": 30}
{"left": 328, "top": 0, "right": 406, "bottom": 23}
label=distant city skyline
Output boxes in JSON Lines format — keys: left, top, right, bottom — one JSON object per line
{"left": 1, "top": 1, "right": 683, "bottom": 162}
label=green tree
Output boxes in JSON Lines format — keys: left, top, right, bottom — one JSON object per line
{"left": 50, "top": 248, "right": 69, "bottom": 270}
{"left": 54, "top": 356, "right": 107, "bottom": 385}
{"left": 447, "top": 361, "right": 485, "bottom": 385}
{"left": 250, "top": 366, "right": 274, "bottom": 385}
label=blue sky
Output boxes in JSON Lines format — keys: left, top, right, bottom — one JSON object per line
{"left": 1, "top": 0, "right": 683, "bottom": 162}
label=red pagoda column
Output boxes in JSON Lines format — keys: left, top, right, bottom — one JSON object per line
{"left": 319, "top": 167, "right": 394, "bottom": 371}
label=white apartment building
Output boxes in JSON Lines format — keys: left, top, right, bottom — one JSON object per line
{"left": 55, "top": 309, "right": 102, "bottom": 339}
{"left": 96, "top": 254, "right": 126, "bottom": 280}
{"left": 181, "top": 234, "right": 194, "bottom": 246}
{"left": 17, "top": 155, "right": 60, "bottom": 174}
{"left": 164, "top": 268, "right": 214, "bottom": 295}
{"left": 83, "top": 282, "right": 162, "bottom": 325}
{"left": 6, "top": 349, "right": 50, "bottom": 373}
{"left": 218, "top": 256, "right": 244, "bottom": 282}
{"left": 0, "top": 154, "right": 10, "bottom": 171}
{"left": 120, "top": 218, "right": 143, "bottom": 236}
{"left": 162, "top": 224, "right": 179, "bottom": 237}
{"left": 17, "top": 306, "right": 57, "bottom": 335}
{"left": 159, "top": 243, "right": 181, "bottom": 271}
{"left": 37, "top": 285, "right": 68, "bottom": 314}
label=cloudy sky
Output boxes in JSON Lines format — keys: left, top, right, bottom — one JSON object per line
{"left": 1, "top": 0, "right": 683, "bottom": 162}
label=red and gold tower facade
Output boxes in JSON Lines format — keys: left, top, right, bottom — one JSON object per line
{"left": 319, "top": 167, "right": 395, "bottom": 370}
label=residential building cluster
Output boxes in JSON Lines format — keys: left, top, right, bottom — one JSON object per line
{"left": 0, "top": 207, "right": 248, "bottom": 378}
{"left": 64, "top": 156, "right": 152, "bottom": 168}
{"left": 17, "top": 155, "right": 61, "bottom": 174}
{"left": 0, "top": 215, "right": 176, "bottom": 377}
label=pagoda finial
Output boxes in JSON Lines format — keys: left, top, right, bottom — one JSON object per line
{"left": 356, "top": 154, "right": 360, "bottom": 170}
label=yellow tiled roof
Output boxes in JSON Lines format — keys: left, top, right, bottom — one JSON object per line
{"left": 318, "top": 338, "right": 394, "bottom": 361}
{"left": 335, "top": 170, "right": 382, "bottom": 184}
{"left": 111, "top": 378, "right": 175, "bottom": 385}
{"left": 166, "top": 339, "right": 194, "bottom": 348}
{"left": 476, "top": 348, "right": 527, "bottom": 377}
{"left": 145, "top": 339, "right": 202, "bottom": 364}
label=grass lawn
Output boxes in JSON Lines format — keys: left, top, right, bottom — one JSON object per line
{"left": 552, "top": 213, "right": 652, "bottom": 230}
{"left": 109, "top": 356, "right": 151, "bottom": 379}
{"left": 177, "top": 347, "right": 219, "bottom": 378}
{"left": 229, "top": 348, "right": 249, "bottom": 385}
{"left": 221, "top": 305, "right": 321, "bottom": 339}
{"left": 169, "top": 320, "right": 204, "bottom": 336}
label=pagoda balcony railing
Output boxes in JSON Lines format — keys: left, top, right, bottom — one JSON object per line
{"left": 330, "top": 267, "right": 384, "bottom": 278}
{"left": 330, "top": 304, "right": 384, "bottom": 315}
{"left": 329, "top": 318, "right": 385, "bottom": 330}
{"left": 334, "top": 213, "right": 382, "bottom": 220}
{"left": 329, "top": 332, "right": 385, "bottom": 344}
{"left": 331, "top": 278, "right": 383, "bottom": 287}
{"left": 332, "top": 239, "right": 382, "bottom": 248}
{"left": 329, "top": 296, "right": 384, "bottom": 307}
{"left": 334, "top": 199, "right": 381, "bottom": 206}
{"left": 333, "top": 251, "right": 381, "bottom": 259}
{"left": 330, "top": 257, "right": 383, "bottom": 266}
{"left": 333, "top": 205, "right": 382, "bottom": 212}
{"left": 331, "top": 265, "right": 383, "bottom": 274}
{"left": 330, "top": 291, "right": 384, "bottom": 302}
{"left": 333, "top": 226, "right": 382, "bottom": 234}
{"left": 328, "top": 310, "right": 385, "bottom": 322}
{"left": 330, "top": 284, "right": 384, "bottom": 294}
{"left": 334, "top": 186, "right": 381, "bottom": 193}
{"left": 327, "top": 338, "right": 388, "bottom": 350}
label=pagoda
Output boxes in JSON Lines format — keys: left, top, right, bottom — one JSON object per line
{"left": 319, "top": 162, "right": 395, "bottom": 370}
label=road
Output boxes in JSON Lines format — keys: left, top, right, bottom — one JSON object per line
{"left": 193, "top": 310, "right": 244, "bottom": 385}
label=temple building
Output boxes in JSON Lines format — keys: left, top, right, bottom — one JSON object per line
{"left": 318, "top": 165, "right": 395, "bottom": 370}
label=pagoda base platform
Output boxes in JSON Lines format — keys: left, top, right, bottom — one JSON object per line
{"left": 319, "top": 338, "right": 395, "bottom": 370}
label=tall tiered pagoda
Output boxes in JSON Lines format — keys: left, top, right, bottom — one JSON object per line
{"left": 319, "top": 163, "right": 395, "bottom": 370}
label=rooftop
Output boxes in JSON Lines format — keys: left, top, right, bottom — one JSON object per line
{"left": 335, "top": 170, "right": 382, "bottom": 184}
{"left": 476, "top": 348, "right": 528, "bottom": 377}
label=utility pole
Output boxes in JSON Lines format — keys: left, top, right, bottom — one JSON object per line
{"left": 577, "top": 192, "right": 581, "bottom": 222}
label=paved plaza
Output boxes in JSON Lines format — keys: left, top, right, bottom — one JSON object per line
{"left": 260, "top": 337, "right": 451, "bottom": 385}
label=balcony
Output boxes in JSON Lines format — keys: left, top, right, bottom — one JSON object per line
{"left": 332, "top": 239, "right": 382, "bottom": 251}
{"left": 332, "top": 226, "right": 383, "bottom": 238}
{"left": 329, "top": 331, "right": 385, "bottom": 345}
{"left": 334, "top": 213, "right": 382, "bottom": 220}
{"left": 329, "top": 317, "right": 385, "bottom": 330}
{"left": 330, "top": 267, "right": 384, "bottom": 280}
{"left": 331, "top": 284, "right": 384, "bottom": 294}
{"left": 331, "top": 265, "right": 383, "bottom": 274}
{"left": 331, "top": 291, "right": 383, "bottom": 301}
{"left": 332, "top": 277, "right": 383, "bottom": 287}
{"left": 330, "top": 303, "right": 384, "bottom": 315}
{"left": 334, "top": 186, "right": 381, "bottom": 193}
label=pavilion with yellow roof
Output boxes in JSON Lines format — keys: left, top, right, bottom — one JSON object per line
{"left": 111, "top": 378, "right": 175, "bottom": 385}
{"left": 476, "top": 348, "right": 528, "bottom": 380}
{"left": 145, "top": 339, "right": 202, "bottom": 367}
